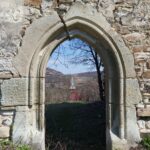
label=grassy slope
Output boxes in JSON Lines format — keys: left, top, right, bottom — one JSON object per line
{"left": 45, "top": 101, "right": 106, "bottom": 150}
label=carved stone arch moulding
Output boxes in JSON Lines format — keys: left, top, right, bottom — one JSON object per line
{"left": 12, "top": 2, "right": 142, "bottom": 150}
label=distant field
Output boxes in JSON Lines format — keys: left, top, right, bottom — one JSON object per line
{"left": 45, "top": 101, "right": 106, "bottom": 150}
{"left": 45, "top": 68, "right": 100, "bottom": 103}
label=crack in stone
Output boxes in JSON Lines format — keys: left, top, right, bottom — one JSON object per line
{"left": 58, "top": 14, "right": 71, "bottom": 40}
{"left": 55, "top": 0, "right": 71, "bottom": 40}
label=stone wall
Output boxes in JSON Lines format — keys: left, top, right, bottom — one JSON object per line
{"left": 0, "top": 110, "right": 14, "bottom": 139}
{"left": 112, "top": 0, "right": 150, "bottom": 136}
{"left": 0, "top": 0, "right": 150, "bottom": 148}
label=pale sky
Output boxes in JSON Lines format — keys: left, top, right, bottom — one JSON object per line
{"left": 47, "top": 39, "right": 96, "bottom": 74}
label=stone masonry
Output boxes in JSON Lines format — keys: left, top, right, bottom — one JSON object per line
{"left": 0, "top": 0, "right": 150, "bottom": 150}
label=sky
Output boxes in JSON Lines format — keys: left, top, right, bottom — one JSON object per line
{"left": 47, "top": 39, "right": 97, "bottom": 74}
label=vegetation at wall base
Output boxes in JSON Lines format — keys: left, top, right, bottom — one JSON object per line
{"left": 0, "top": 140, "right": 31, "bottom": 150}
{"left": 140, "top": 136, "right": 150, "bottom": 150}
{"left": 45, "top": 101, "right": 106, "bottom": 150}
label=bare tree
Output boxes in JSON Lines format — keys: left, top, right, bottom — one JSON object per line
{"left": 67, "top": 39, "right": 105, "bottom": 101}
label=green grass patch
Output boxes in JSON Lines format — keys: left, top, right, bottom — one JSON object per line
{"left": 140, "top": 136, "right": 150, "bottom": 150}
{"left": 0, "top": 140, "right": 31, "bottom": 150}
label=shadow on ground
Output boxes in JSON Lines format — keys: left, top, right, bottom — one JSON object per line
{"left": 45, "top": 101, "right": 106, "bottom": 150}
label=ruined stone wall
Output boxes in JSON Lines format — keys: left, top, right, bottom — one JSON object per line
{"left": 112, "top": 0, "right": 150, "bottom": 135}
{"left": 0, "top": 0, "right": 150, "bottom": 142}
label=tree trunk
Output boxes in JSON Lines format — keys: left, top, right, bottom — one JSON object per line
{"left": 94, "top": 53, "right": 104, "bottom": 101}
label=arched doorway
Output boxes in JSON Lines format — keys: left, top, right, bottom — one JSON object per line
{"left": 13, "top": 2, "right": 141, "bottom": 149}
{"left": 45, "top": 38, "right": 106, "bottom": 149}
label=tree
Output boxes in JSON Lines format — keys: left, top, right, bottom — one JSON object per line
{"left": 50, "top": 38, "right": 105, "bottom": 101}
{"left": 68, "top": 39, "right": 105, "bottom": 101}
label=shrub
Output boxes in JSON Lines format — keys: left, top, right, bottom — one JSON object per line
{"left": 140, "top": 136, "right": 150, "bottom": 150}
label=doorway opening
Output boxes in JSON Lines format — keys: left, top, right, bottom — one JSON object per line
{"left": 45, "top": 38, "right": 106, "bottom": 150}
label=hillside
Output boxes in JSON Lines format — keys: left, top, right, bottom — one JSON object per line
{"left": 46, "top": 68, "right": 63, "bottom": 76}
{"left": 45, "top": 68, "right": 100, "bottom": 103}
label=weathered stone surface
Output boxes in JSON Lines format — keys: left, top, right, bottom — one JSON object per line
{"left": 142, "top": 70, "right": 150, "bottom": 79}
{"left": 137, "top": 108, "right": 150, "bottom": 117}
{"left": 146, "top": 60, "right": 150, "bottom": 69}
{"left": 145, "top": 121, "right": 150, "bottom": 129}
{"left": 24, "top": 0, "right": 42, "bottom": 8}
{"left": 137, "top": 120, "right": 145, "bottom": 129}
{"left": 1, "top": 111, "right": 14, "bottom": 116}
{"left": 13, "top": 12, "right": 61, "bottom": 77}
{"left": 2, "top": 117, "right": 13, "bottom": 126}
{"left": 0, "top": 0, "right": 149, "bottom": 149}
{"left": 126, "top": 107, "right": 141, "bottom": 143}
{"left": 0, "top": 116, "right": 2, "bottom": 127}
{"left": 0, "top": 126, "right": 10, "bottom": 138}
{"left": 114, "top": 24, "right": 130, "bottom": 35}
{"left": 59, "top": 0, "right": 74, "bottom": 3}
{"left": 1, "top": 78, "right": 28, "bottom": 106}
{"left": 59, "top": 4, "right": 69, "bottom": 11}
{"left": 144, "top": 46, "right": 150, "bottom": 52}
{"left": 145, "top": 104, "right": 150, "bottom": 108}
{"left": 126, "top": 79, "right": 142, "bottom": 107}
{"left": 124, "top": 33, "right": 146, "bottom": 43}
{"left": 132, "top": 45, "right": 146, "bottom": 52}
{"left": 113, "top": 0, "right": 123, "bottom": 4}
{"left": 136, "top": 103, "right": 144, "bottom": 108}
{"left": 140, "top": 129, "right": 150, "bottom": 134}
{"left": 0, "top": 72, "right": 12, "bottom": 79}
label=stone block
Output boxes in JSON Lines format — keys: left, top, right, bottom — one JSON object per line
{"left": 146, "top": 60, "right": 150, "bottom": 69}
{"left": 1, "top": 111, "right": 14, "bottom": 116}
{"left": 145, "top": 104, "right": 150, "bottom": 108}
{"left": 126, "top": 79, "right": 142, "bottom": 107}
{"left": 122, "top": 54, "right": 136, "bottom": 78}
{"left": 136, "top": 103, "right": 144, "bottom": 108}
{"left": 82, "top": 0, "right": 90, "bottom": 3}
{"left": 12, "top": 106, "right": 40, "bottom": 144}
{"left": 124, "top": 33, "right": 146, "bottom": 43}
{"left": 115, "top": 23, "right": 130, "bottom": 35}
{"left": 2, "top": 117, "right": 13, "bottom": 127}
{"left": 143, "top": 93, "right": 150, "bottom": 98}
{"left": 0, "top": 126, "right": 10, "bottom": 138}
{"left": 142, "top": 70, "right": 150, "bottom": 79}
{"left": 0, "top": 116, "right": 2, "bottom": 127}
{"left": 0, "top": 71, "right": 12, "bottom": 79}
{"left": 59, "top": 0, "right": 74, "bottom": 3}
{"left": 137, "top": 120, "right": 145, "bottom": 129}
{"left": 140, "top": 129, "right": 150, "bottom": 134}
{"left": 24, "top": 0, "right": 42, "bottom": 8}
{"left": 137, "top": 108, "right": 150, "bottom": 117}
{"left": 113, "top": 0, "right": 123, "bottom": 3}
{"left": 132, "top": 45, "right": 146, "bottom": 52}
{"left": 140, "top": 129, "right": 150, "bottom": 138}
{"left": 1, "top": 78, "right": 28, "bottom": 106}
{"left": 126, "top": 107, "right": 141, "bottom": 143}
{"left": 144, "top": 46, "right": 150, "bottom": 52}
{"left": 146, "top": 121, "right": 150, "bottom": 129}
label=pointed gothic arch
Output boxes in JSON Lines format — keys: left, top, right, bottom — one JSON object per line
{"left": 12, "top": 2, "right": 142, "bottom": 149}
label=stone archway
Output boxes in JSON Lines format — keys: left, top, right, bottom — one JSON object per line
{"left": 12, "top": 2, "right": 142, "bottom": 150}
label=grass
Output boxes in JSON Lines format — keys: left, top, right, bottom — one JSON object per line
{"left": 0, "top": 140, "right": 31, "bottom": 150}
{"left": 45, "top": 101, "right": 106, "bottom": 150}
{"left": 140, "top": 136, "right": 150, "bottom": 150}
